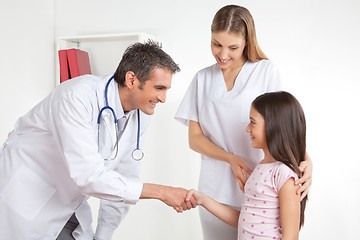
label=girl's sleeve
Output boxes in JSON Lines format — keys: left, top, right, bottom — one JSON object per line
{"left": 174, "top": 73, "right": 200, "bottom": 126}
{"left": 273, "top": 164, "right": 299, "bottom": 193}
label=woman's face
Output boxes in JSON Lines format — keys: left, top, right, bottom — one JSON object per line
{"left": 211, "top": 31, "right": 247, "bottom": 71}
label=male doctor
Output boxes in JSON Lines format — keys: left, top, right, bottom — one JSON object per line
{"left": 0, "top": 41, "right": 196, "bottom": 240}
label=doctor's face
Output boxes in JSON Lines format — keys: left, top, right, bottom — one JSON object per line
{"left": 211, "top": 31, "right": 247, "bottom": 71}
{"left": 133, "top": 67, "right": 172, "bottom": 115}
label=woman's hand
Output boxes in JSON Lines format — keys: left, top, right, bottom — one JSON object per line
{"left": 188, "top": 121, "right": 253, "bottom": 192}
{"left": 295, "top": 152, "right": 313, "bottom": 200}
{"left": 228, "top": 154, "right": 252, "bottom": 192}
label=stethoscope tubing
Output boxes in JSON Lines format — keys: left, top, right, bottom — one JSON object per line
{"left": 98, "top": 75, "right": 143, "bottom": 161}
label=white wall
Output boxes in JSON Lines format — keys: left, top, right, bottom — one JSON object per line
{"left": 0, "top": 0, "right": 55, "bottom": 143}
{"left": 1, "top": 0, "right": 359, "bottom": 239}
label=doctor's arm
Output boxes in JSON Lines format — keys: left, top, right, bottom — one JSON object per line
{"left": 188, "top": 120, "right": 252, "bottom": 191}
{"left": 94, "top": 115, "right": 152, "bottom": 240}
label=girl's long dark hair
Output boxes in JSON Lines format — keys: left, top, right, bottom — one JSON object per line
{"left": 252, "top": 91, "right": 308, "bottom": 228}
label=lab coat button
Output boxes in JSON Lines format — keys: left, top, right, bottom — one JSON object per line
{"left": 54, "top": 232, "right": 58, "bottom": 236}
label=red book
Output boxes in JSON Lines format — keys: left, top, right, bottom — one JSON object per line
{"left": 58, "top": 49, "right": 70, "bottom": 83}
{"left": 67, "top": 48, "right": 92, "bottom": 79}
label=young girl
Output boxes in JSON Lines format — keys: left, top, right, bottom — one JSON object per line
{"left": 187, "top": 91, "right": 308, "bottom": 240}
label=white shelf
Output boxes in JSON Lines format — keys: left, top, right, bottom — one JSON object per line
{"left": 55, "top": 32, "right": 155, "bottom": 85}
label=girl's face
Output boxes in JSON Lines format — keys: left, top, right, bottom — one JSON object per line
{"left": 246, "top": 106, "right": 267, "bottom": 149}
{"left": 211, "top": 31, "right": 247, "bottom": 71}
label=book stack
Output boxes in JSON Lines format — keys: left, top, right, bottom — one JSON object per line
{"left": 58, "top": 49, "right": 92, "bottom": 83}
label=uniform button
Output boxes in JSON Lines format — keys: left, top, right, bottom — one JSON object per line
{"left": 54, "top": 232, "right": 58, "bottom": 236}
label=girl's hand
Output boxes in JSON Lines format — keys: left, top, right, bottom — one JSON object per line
{"left": 228, "top": 154, "right": 252, "bottom": 192}
{"left": 187, "top": 189, "right": 240, "bottom": 228}
{"left": 295, "top": 153, "right": 313, "bottom": 200}
{"left": 186, "top": 189, "right": 203, "bottom": 206}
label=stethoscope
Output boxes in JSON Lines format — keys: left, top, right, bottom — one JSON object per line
{"left": 97, "top": 75, "right": 144, "bottom": 161}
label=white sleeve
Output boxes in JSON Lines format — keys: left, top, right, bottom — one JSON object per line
{"left": 50, "top": 90, "right": 143, "bottom": 204}
{"left": 174, "top": 73, "right": 200, "bottom": 126}
{"left": 266, "top": 61, "right": 284, "bottom": 92}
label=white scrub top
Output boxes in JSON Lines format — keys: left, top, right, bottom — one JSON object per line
{"left": 0, "top": 75, "right": 152, "bottom": 240}
{"left": 175, "top": 60, "right": 282, "bottom": 207}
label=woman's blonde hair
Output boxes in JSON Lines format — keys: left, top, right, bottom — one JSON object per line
{"left": 211, "top": 5, "right": 268, "bottom": 62}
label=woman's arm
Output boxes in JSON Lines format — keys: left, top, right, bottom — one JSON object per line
{"left": 279, "top": 178, "right": 301, "bottom": 240}
{"left": 186, "top": 189, "right": 240, "bottom": 228}
{"left": 295, "top": 152, "right": 313, "bottom": 200}
{"left": 189, "top": 120, "right": 252, "bottom": 191}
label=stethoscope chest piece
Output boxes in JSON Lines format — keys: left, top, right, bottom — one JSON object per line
{"left": 132, "top": 148, "right": 144, "bottom": 161}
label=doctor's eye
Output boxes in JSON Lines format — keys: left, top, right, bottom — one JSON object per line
{"left": 155, "top": 86, "right": 167, "bottom": 90}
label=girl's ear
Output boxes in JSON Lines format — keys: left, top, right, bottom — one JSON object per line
{"left": 124, "top": 71, "right": 137, "bottom": 89}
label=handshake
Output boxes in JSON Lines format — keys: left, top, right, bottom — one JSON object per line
{"left": 142, "top": 183, "right": 201, "bottom": 213}
{"left": 159, "top": 186, "right": 203, "bottom": 213}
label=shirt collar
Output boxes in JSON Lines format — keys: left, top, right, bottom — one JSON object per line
{"left": 113, "top": 80, "right": 132, "bottom": 119}
{"left": 112, "top": 80, "right": 124, "bottom": 117}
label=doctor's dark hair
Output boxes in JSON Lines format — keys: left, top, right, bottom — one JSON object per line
{"left": 114, "top": 40, "right": 180, "bottom": 88}
{"left": 211, "top": 5, "right": 267, "bottom": 62}
{"left": 251, "top": 91, "right": 308, "bottom": 228}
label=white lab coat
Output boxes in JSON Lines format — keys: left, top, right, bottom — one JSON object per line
{"left": 0, "top": 75, "right": 151, "bottom": 240}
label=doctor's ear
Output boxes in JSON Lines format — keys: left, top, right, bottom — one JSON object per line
{"left": 124, "top": 71, "right": 138, "bottom": 89}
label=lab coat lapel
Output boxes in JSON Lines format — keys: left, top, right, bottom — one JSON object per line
{"left": 98, "top": 113, "right": 117, "bottom": 159}
{"left": 107, "top": 78, "right": 137, "bottom": 160}
{"left": 102, "top": 111, "right": 137, "bottom": 170}
{"left": 97, "top": 76, "right": 117, "bottom": 159}
{"left": 105, "top": 82, "right": 118, "bottom": 146}
{"left": 118, "top": 110, "right": 137, "bottom": 147}
{"left": 96, "top": 76, "right": 137, "bottom": 163}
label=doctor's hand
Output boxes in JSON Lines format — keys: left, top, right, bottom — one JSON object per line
{"left": 228, "top": 154, "right": 252, "bottom": 192}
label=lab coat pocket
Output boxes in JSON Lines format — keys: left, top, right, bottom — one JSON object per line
{"left": 1, "top": 165, "right": 56, "bottom": 220}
